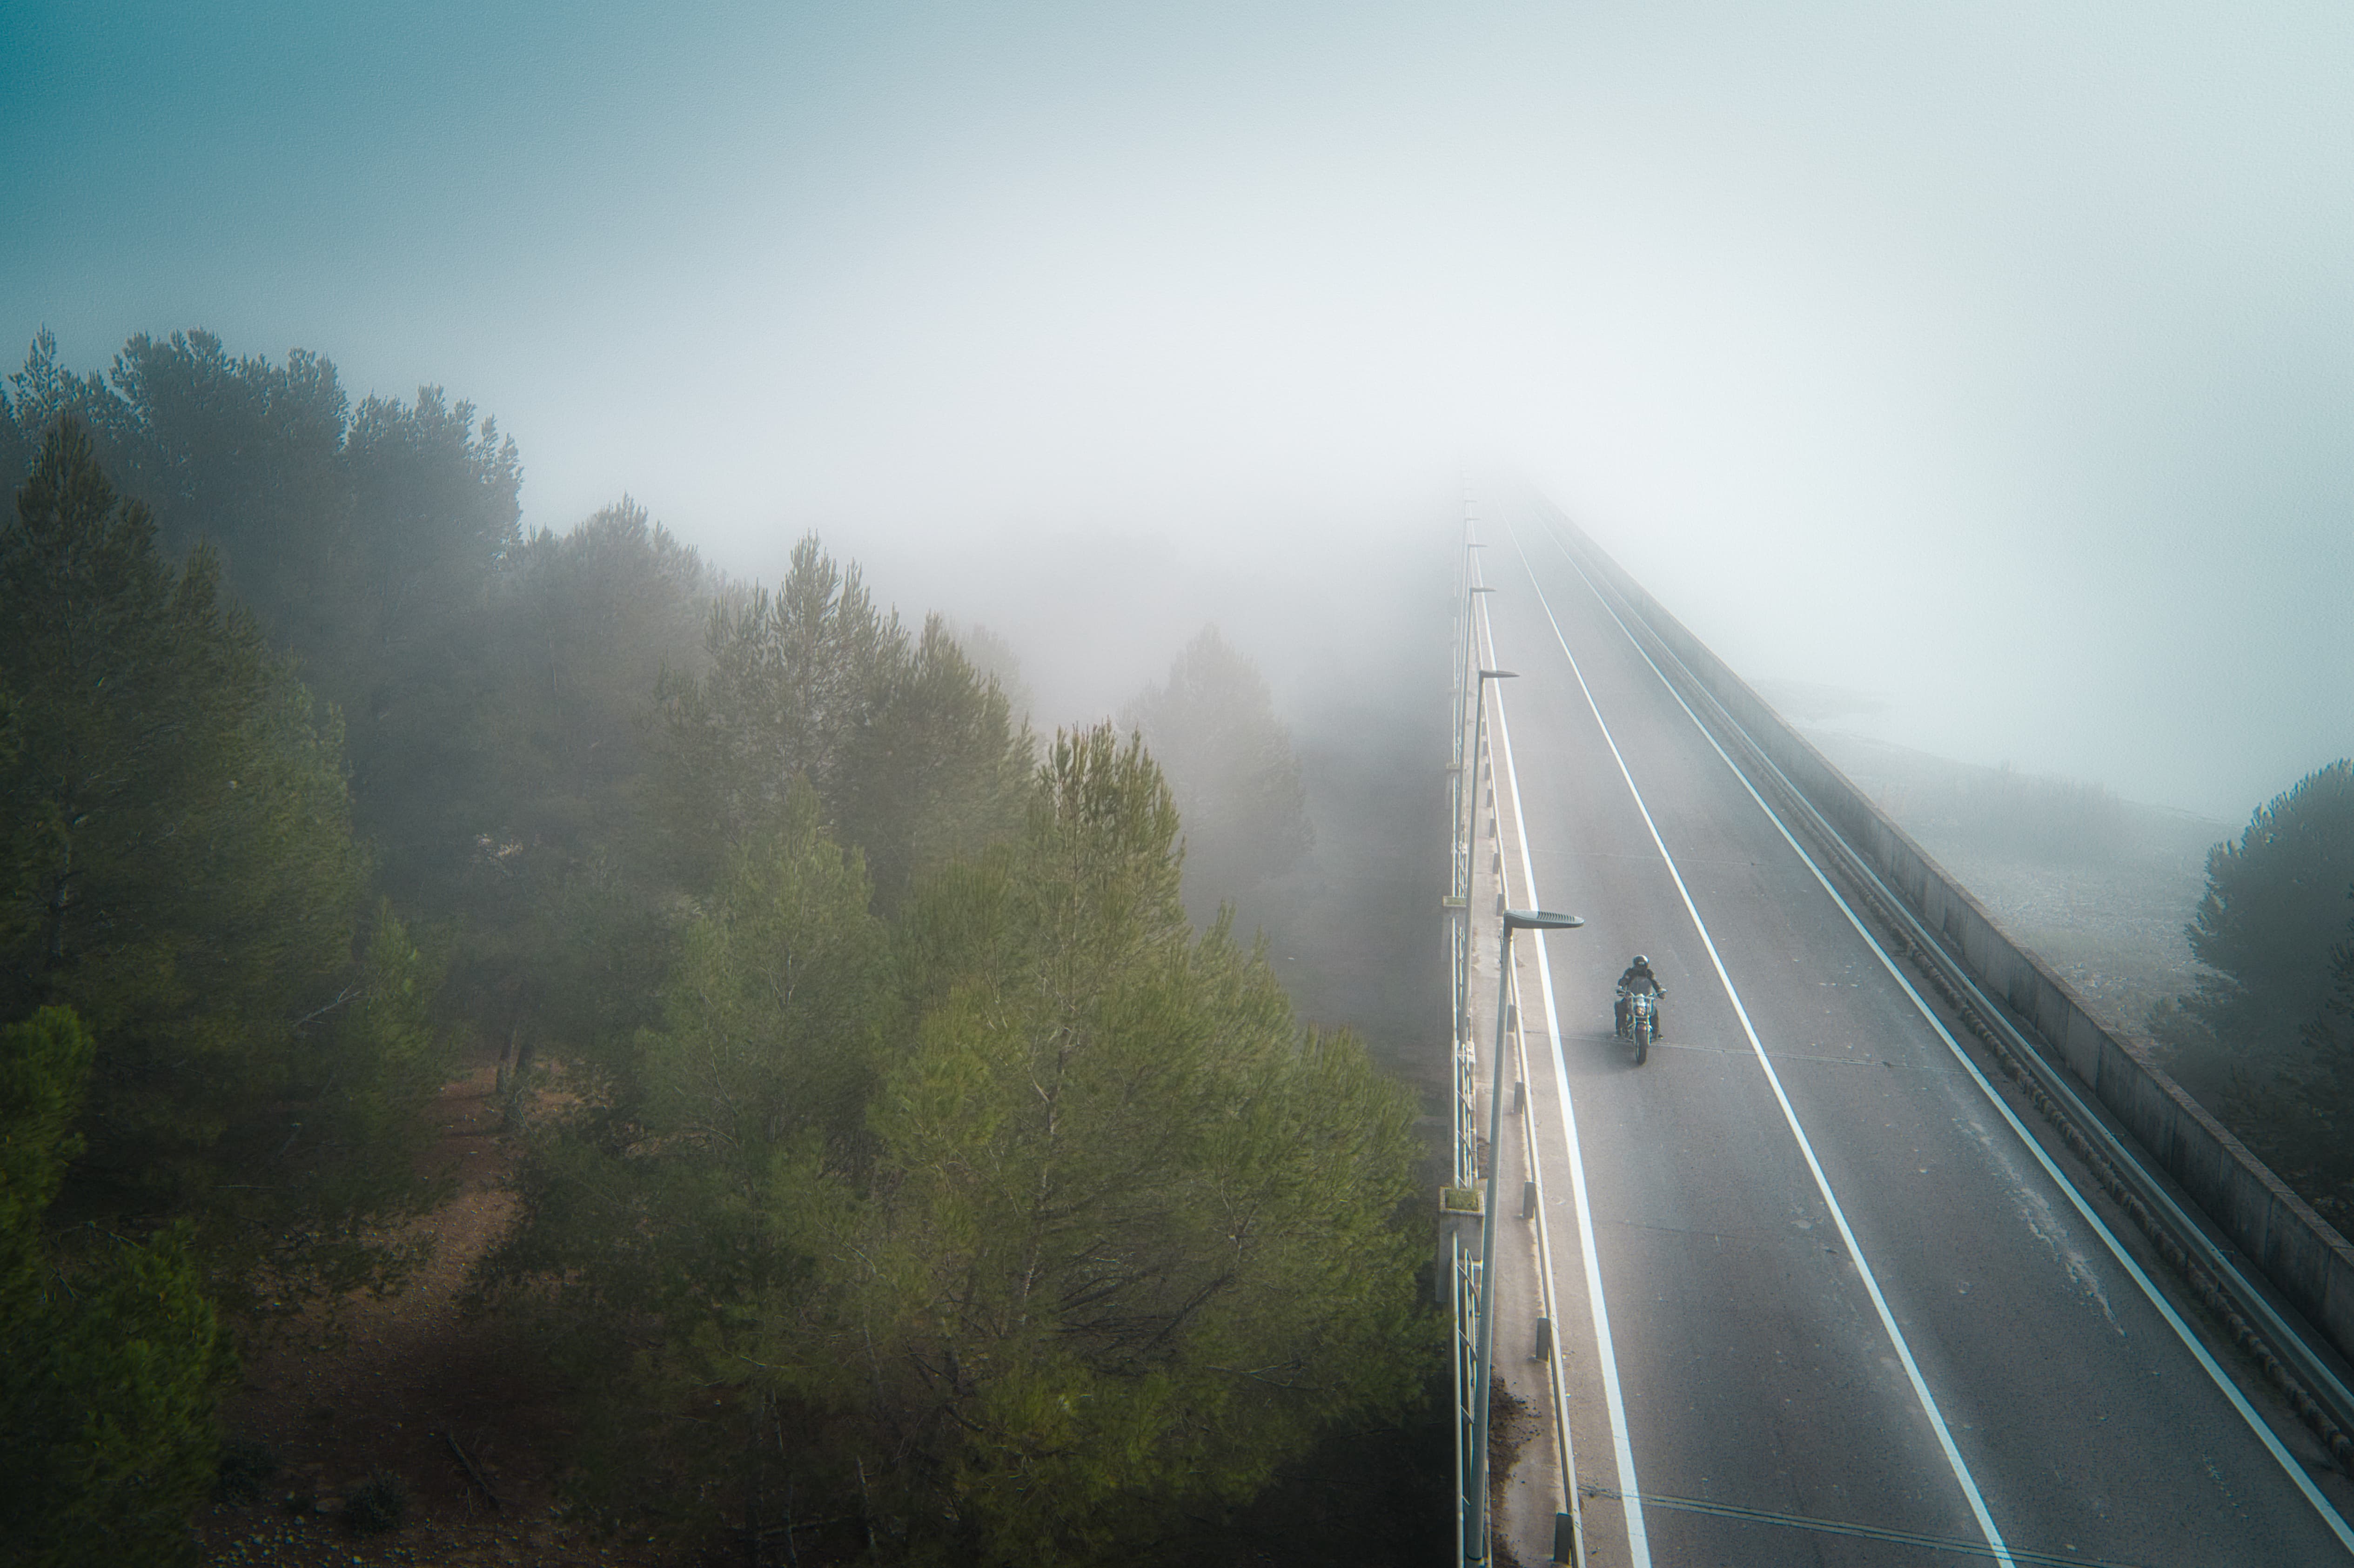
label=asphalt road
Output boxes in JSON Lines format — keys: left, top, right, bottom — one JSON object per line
{"left": 1471, "top": 498, "right": 2354, "bottom": 1567}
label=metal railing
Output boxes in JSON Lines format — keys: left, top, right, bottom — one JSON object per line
{"left": 1447, "top": 486, "right": 1478, "bottom": 1564}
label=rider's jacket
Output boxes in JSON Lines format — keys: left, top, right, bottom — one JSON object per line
{"left": 1618, "top": 965, "right": 1662, "bottom": 996}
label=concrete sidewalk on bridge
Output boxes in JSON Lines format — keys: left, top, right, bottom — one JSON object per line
{"left": 1465, "top": 763, "right": 1580, "bottom": 1568}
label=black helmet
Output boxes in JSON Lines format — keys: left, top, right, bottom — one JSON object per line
{"left": 1631, "top": 954, "right": 1650, "bottom": 968}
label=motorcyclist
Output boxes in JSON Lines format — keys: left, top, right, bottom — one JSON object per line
{"left": 1615, "top": 954, "right": 1665, "bottom": 1040}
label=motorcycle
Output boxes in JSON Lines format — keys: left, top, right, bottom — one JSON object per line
{"left": 1616, "top": 988, "right": 1660, "bottom": 1065}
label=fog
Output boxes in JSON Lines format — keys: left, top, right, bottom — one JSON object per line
{"left": 7, "top": 0, "right": 2347, "bottom": 817}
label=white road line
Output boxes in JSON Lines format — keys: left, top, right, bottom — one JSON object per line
{"left": 1527, "top": 517, "right": 2354, "bottom": 1556}
{"left": 1509, "top": 935, "right": 1583, "bottom": 1546}
{"left": 1476, "top": 588, "right": 1652, "bottom": 1568}
{"left": 1498, "top": 523, "right": 2020, "bottom": 1567}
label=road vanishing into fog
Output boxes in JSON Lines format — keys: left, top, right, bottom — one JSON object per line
{"left": 1469, "top": 499, "right": 2354, "bottom": 1567}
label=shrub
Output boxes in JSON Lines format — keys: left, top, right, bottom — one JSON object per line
{"left": 211, "top": 1436, "right": 279, "bottom": 1504}
{"left": 342, "top": 1470, "right": 409, "bottom": 1535}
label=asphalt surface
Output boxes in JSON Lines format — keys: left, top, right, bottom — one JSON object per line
{"left": 1471, "top": 499, "right": 2354, "bottom": 1567}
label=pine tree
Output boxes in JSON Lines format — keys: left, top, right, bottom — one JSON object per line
{"left": 657, "top": 535, "right": 1028, "bottom": 905}
{"left": 445, "top": 497, "right": 721, "bottom": 1078}
{"left": 330, "top": 384, "right": 523, "bottom": 904}
{"left": 0, "top": 424, "right": 446, "bottom": 1299}
{"left": 641, "top": 780, "right": 896, "bottom": 1167}
{"left": 656, "top": 535, "right": 899, "bottom": 881}
{"left": 2182, "top": 760, "right": 2354, "bottom": 1063}
{"left": 839, "top": 614, "right": 1033, "bottom": 907}
{"left": 7, "top": 331, "right": 525, "bottom": 913}
{"left": 2229, "top": 887, "right": 2354, "bottom": 1211}
{"left": 1123, "top": 625, "right": 1313, "bottom": 923}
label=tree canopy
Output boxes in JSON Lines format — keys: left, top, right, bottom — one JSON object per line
{"left": 1122, "top": 624, "right": 1312, "bottom": 923}
{"left": 3, "top": 328, "right": 523, "bottom": 909}
{"left": 483, "top": 725, "right": 1430, "bottom": 1563}
{"left": 806, "top": 725, "right": 1425, "bottom": 1562}
{"left": 2182, "top": 758, "right": 2354, "bottom": 1059}
{"left": 657, "top": 534, "right": 1030, "bottom": 906}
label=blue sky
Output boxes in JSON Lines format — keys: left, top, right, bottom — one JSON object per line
{"left": 4, "top": 1, "right": 2348, "bottom": 817}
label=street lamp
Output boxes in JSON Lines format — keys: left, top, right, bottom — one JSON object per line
{"left": 1450, "top": 659, "right": 1525, "bottom": 1050}
{"left": 1471, "top": 666, "right": 1515, "bottom": 783}
{"left": 1455, "top": 580, "right": 1497, "bottom": 769}
{"left": 1467, "top": 906, "right": 1583, "bottom": 1567}
{"left": 1453, "top": 588, "right": 1501, "bottom": 918}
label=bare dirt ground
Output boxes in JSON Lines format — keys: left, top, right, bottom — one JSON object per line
{"left": 197, "top": 1059, "right": 673, "bottom": 1568}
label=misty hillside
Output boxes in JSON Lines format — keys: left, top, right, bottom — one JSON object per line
{"left": 1801, "top": 726, "right": 2223, "bottom": 1046}
{"left": 1803, "top": 728, "right": 2354, "bottom": 1234}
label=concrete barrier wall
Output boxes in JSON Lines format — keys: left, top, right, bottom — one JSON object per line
{"left": 1550, "top": 515, "right": 2354, "bottom": 1370}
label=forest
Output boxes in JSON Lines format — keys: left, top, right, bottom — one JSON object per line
{"left": 0, "top": 330, "right": 1446, "bottom": 1567}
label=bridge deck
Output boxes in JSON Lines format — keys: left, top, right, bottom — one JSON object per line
{"left": 1461, "top": 496, "right": 2354, "bottom": 1567}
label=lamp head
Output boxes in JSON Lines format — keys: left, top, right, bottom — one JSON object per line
{"left": 1503, "top": 908, "right": 1583, "bottom": 932}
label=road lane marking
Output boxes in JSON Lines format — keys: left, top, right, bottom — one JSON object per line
{"left": 1500, "top": 522, "right": 2020, "bottom": 1567}
{"left": 1507, "top": 923, "right": 1584, "bottom": 1549}
{"left": 1476, "top": 586, "right": 1653, "bottom": 1568}
{"left": 1523, "top": 517, "right": 2354, "bottom": 1555}
{"left": 1580, "top": 1487, "right": 2157, "bottom": 1567}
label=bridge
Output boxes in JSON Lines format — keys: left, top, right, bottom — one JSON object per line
{"left": 1442, "top": 489, "right": 2354, "bottom": 1566}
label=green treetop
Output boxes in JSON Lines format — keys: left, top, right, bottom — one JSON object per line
{"left": 1123, "top": 625, "right": 1313, "bottom": 924}
{"left": 657, "top": 534, "right": 1029, "bottom": 906}
{"left": 2184, "top": 759, "right": 2354, "bottom": 1061}
{"left": 777, "top": 724, "right": 1428, "bottom": 1564}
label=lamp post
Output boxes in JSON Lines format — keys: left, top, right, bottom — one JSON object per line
{"left": 1456, "top": 580, "right": 1497, "bottom": 769}
{"left": 1450, "top": 541, "right": 1488, "bottom": 716}
{"left": 1467, "top": 668, "right": 1515, "bottom": 856}
{"left": 1454, "top": 581, "right": 1499, "bottom": 910}
{"left": 1467, "top": 906, "right": 1583, "bottom": 1566}
{"left": 1455, "top": 544, "right": 1488, "bottom": 757}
